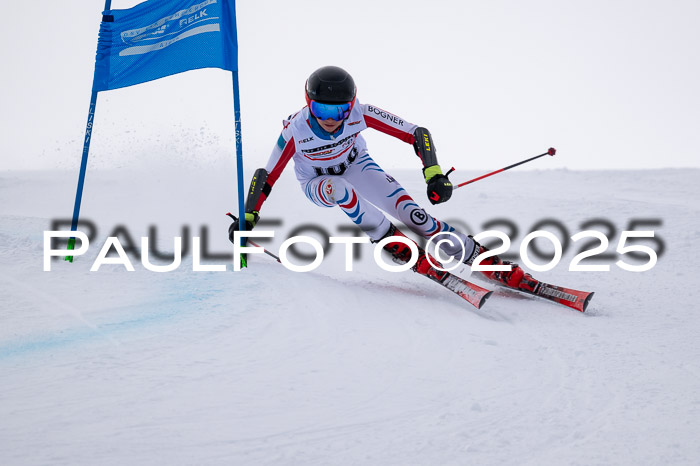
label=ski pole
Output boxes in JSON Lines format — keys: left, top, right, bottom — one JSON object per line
{"left": 248, "top": 239, "right": 281, "bottom": 262}
{"left": 226, "top": 213, "right": 281, "bottom": 263}
{"left": 453, "top": 147, "right": 556, "bottom": 189}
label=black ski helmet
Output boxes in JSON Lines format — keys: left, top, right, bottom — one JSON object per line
{"left": 305, "top": 66, "right": 357, "bottom": 105}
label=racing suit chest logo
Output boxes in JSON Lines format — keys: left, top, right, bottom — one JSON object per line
{"left": 313, "top": 147, "right": 359, "bottom": 177}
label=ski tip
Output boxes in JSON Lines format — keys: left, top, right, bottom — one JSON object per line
{"left": 582, "top": 292, "right": 594, "bottom": 312}
{"left": 478, "top": 290, "right": 494, "bottom": 309}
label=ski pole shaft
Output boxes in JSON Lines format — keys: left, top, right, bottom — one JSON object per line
{"left": 248, "top": 239, "right": 281, "bottom": 262}
{"left": 454, "top": 147, "right": 556, "bottom": 189}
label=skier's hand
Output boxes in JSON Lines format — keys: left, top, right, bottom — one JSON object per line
{"left": 424, "top": 165, "right": 453, "bottom": 205}
{"left": 227, "top": 211, "right": 259, "bottom": 244}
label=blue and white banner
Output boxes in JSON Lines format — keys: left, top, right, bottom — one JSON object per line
{"left": 94, "top": 0, "right": 237, "bottom": 91}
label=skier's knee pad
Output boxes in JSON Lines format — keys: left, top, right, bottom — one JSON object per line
{"left": 306, "top": 177, "right": 348, "bottom": 207}
{"left": 318, "top": 177, "right": 352, "bottom": 205}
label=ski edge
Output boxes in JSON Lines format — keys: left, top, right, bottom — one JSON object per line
{"left": 582, "top": 291, "right": 595, "bottom": 312}
{"left": 478, "top": 289, "right": 494, "bottom": 309}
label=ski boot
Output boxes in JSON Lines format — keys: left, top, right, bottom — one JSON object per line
{"left": 375, "top": 224, "right": 445, "bottom": 278}
{"left": 467, "top": 242, "right": 538, "bottom": 293}
{"left": 378, "top": 224, "right": 414, "bottom": 264}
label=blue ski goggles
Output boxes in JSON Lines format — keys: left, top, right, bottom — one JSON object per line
{"left": 309, "top": 100, "right": 353, "bottom": 121}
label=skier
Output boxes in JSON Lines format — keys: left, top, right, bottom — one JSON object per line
{"left": 229, "top": 65, "right": 536, "bottom": 292}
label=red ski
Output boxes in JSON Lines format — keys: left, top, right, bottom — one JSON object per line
{"left": 523, "top": 281, "right": 594, "bottom": 312}
{"left": 415, "top": 260, "right": 493, "bottom": 310}
{"left": 484, "top": 277, "right": 594, "bottom": 312}
{"left": 380, "top": 226, "right": 493, "bottom": 310}
{"left": 441, "top": 274, "right": 493, "bottom": 310}
{"left": 468, "top": 243, "right": 594, "bottom": 312}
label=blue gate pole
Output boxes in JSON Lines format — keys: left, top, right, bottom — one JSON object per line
{"left": 232, "top": 70, "right": 247, "bottom": 267}
{"left": 66, "top": 0, "right": 112, "bottom": 262}
{"left": 66, "top": 88, "right": 98, "bottom": 262}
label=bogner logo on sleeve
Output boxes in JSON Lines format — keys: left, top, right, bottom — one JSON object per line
{"left": 367, "top": 106, "right": 404, "bottom": 126}
{"left": 313, "top": 148, "right": 359, "bottom": 176}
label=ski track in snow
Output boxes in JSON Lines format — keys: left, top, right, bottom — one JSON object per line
{"left": 1, "top": 168, "right": 699, "bottom": 465}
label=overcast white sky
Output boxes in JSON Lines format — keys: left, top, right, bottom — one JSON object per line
{"left": 1, "top": 0, "right": 698, "bottom": 171}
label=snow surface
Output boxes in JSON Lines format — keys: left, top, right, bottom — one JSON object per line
{"left": 1, "top": 166, "right": 699, "bottom": 465}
